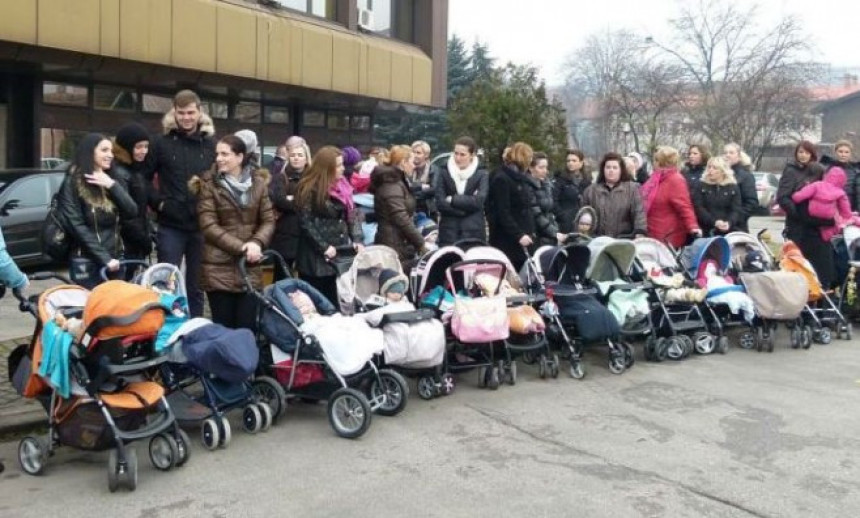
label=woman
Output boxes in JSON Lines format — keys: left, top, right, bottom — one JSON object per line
{"left": 487, "top": 142, "right": 537, "bottom": 270}
{"left": 112, "top": 122, "right": 152, "bottom": 263}
{"left": 821, "top": 140, "right": 860, "bottom": 211}
{"left": 295, "top": 146, "right": 364, "bottom": 304}
{"left": 681, "top": 143, "right": 710, "bottom": 189}
{"left": 691, "top": 157, "right": 743, "bottom": 235}
{"left": 370, "top": 145, "right": 427, "bottom": 266}
{"left": 528, "top": 152, "right": 565, "bottom": 247}
{"left": 777, "top": 140, "right": 834, "bottom": 288}
{"left": 193, "top": 135, "right": 274, "bottom": 330}
{"left": 581, "top": 152, "right": 647, "bottom": 238}
{"left": 269, "top": 135, "right": 310, "bottom": 275}
{"left": 641, "top": 146, "right": 701, "bottom": 248}
{"left": 723, "top": 142, "right": 758, "bottom": 232}
{"left": 435, "top": 136, "right": 489, "bottom": 245}
{"left": 554, "top": 149, "right": 591, "bottom": 233}
{"left": 58, "top": 133, "right": 138, "bottom": 288}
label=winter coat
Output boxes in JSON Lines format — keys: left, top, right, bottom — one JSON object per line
{"left": 144, "top": 109, "right": 217, "bottom": 232}
{"left": 434, "top": 163, "right": 489, "bottom": 245}
{"left": 580, "top": 181, "right": 647, "bottom": 239}
{"left": 295, "top": 193, "right": 364, "bottom": 278}
{"left": 528, "top": 176, "right": 560, "bottom": 246}
{"left": 0, "top": 226, "right": 27, "bottom": 289}
{"left": 643, "top": 169, "right": 699, "bottom": 248}
{"left": 681, "top": 163, "right": 705, "bottom": 189}
{"left": 268, "top": 165, "right": 304, "bottom": 261}
{"left": 192, "top": 168, "right": 275, "bottom": 293}
{"left": 691, "top": 173, "right": 743, "bottom": 235}
{"left": 370, "top": 165, "right": 426, "bottom": 261}
{"left": 486, "top": 164, "right": 536, "bottom": 269}
{"left": 57, "top": 168, "right": 138, "bottom": 266}
{"left": 821, "top": 154, "right": 860, "bottom": 211}
{"left": 553, "top": 170, "right": 590, "bottom": 233}
{"left": 777, "top": 159, "right": 834, "bottom": 286}
{"left": 112, "top": 143, "right": 152, "bottom": 257}
{"left": 407, "top": 163, "right": 437, "bottom": 216}
{"left": 730, "top": 163, "right": 758, "bottom": 232}
{"left": 790, "top": 168, "right": 855, "bottom": 242}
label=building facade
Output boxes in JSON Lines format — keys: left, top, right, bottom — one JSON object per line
{"left": 0, "top": 0, "right": 448, "bottom": 168}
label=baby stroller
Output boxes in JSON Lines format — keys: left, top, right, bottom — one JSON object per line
{"left": 780, "top": 241, "right": 852, "bottom": 344}
{"left": 678, "top": 236, "right": 755, "bottom": 353}
{"left": 630, "top": 237, "right": 714, "bottom": 361}
{"left": 336, "top": 245, "right": 449, "bottom": 400}
{"left": 247, "top": 252, "right": 409, "bottom": 439}
{"left": 411, "top": 246, "right": 512, "bottom": 389}
{"left": 724, "top": 231, "right": 809, "bottom": 351}
{"left": 138, "top": 263, "right": 280, "bottom": 451}
{"left": 836, "top": 225, "right": 860, "bottom": 326}
{"left": 9, "top": 277, "right": 187, "bottom": 492}
{"left": 528, "top": 242, "right": 626, "bottom": 378}
{"left": 463, "top": 243, "right": 555, "bottom": 382}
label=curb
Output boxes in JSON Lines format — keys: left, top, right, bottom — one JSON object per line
{"left": 0, "top": 406, "right": 46, "bottom": 436}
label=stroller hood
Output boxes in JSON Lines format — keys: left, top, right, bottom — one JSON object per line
{"left": 410, "top": 246, "right": 466, "bottom": 297}
{"left": 182, "top": 323, "right": 259, "bottom": 383}
{"left": 337, "top": 245, "right": 403, "bottom": 313}
{"left": 587, "top": 237, "right": 637, "bottom": 281}
{"left": 725, "top": 232, "right": 774, "bottom": 270}
{"left": 682, "top": 237, "right": 731, "bottom": 278}
{"left": 464, "top": 246, "right": 523, "bottom": 290}
{"left": 139, "top": 263, "right": 187, "bottom": 300}
{"left": 634, "top": 237, "right": 678, "bottom": 271}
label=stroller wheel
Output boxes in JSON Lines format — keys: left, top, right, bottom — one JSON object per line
{"left": 817, "top": 326, "right": 832, "bottom": 345}
{"left": 328, "top": 388, "right": 372, "bottom": 439}
{"left": 478, "top": 367, "right": 489, "bottom": 388}
{"left": 569, "top": 361, "right": 585, "bottom": 379}
{"left": 124, "top": 448, "right": 138, "bottom": 491}
{"left": 665, "top": 337, "right": 686, "bottom": 360}
{"left": 538, "top": 356, "right": 548, "bottom": 379}
{"left": 644, "top": 337, "right": 655, "bottom": 361}
{"left": 679, "top": 335, "right": 694, "bottom": 358}
{"left": 693, "top": 332, "right": 716, "bottom": 354}
{"left": 148, "top": 433, "right": 179, "bottom": 471}
{"left": 173, "top": 429, "right": 191, "bottom": 467}
{"left": 621, "top": 343, "right": 635, "bottom": 368}
{"left": 18, "top": 436, "right": 48, "bottom": 476}
{"left": 487, "top": 367, "right": 501, "bottom": 390}
{"left": 201, "top": 418, "right": 220, "bottom": 451}
{"left": 738, "top": 331, "right": 756, "bottom": 350}
{"left": 417, "top": 375, "right": 437, "bottom": 400}
{"left": 608, "top": 354, "right": 626, "bottom": 375}
{"left": 440, "top": 373, "right": 455, "bottom": 395}
{"left": 756, "top": 327, "right": 767, "bottom": 352}
{"left": 109, "top": 448, "right": 137, "bottom": 492}
{"left": 508, "top": 361, "right": 518, "bottom": 385}
{"left": 847, "top": 324, "right": 854, "bottom": 340}
{"left": 550, "top": 357, "right": 560, "bottom": 379}
{"left": 790, "top": 326, "right": 801, "bottom": 349}
{"left": 716, "top": 335, "right": 729, "bottom": 355}
{"left": 370, "top": 369, "right": 409, "bottom": 416}
{"left": 251, "top": 376, "right": 287, "bottom": 422}
{"left": 801, "top": 326, "right": 813, "bottom": 349}
{"left": 107, "top": 450, "right": 120, "bottom": 493}
{"left": 653, "top": 338, "right": 668, "bottom": 362}
{"left": 242, "top": 405, "right": 263, "bottom": 434}
{"left": 257, "top": 402, "right": 273, "bottom": 432}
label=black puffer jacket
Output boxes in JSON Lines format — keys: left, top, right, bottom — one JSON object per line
{"left": 730, "top": 163, "right": 758, "bottom": 232}
{"left": 112, "top": 143, "right": 152, "bottom": 257}
{"left": 487, "top": 164, "right": 535, "bottom": 270}
{"left": 57, "top": 168, "right": 138, "bottom": 266}
{"left": 691, "top": 176, "right": 743, "bottom": 234}
{"left": 434, "top": 163, "right": 489, "bottom": 245}
{"left": 528, "top": 176, "right": 559, "bottom": 246}
{"left": 144, "top": 109, "right": 216, "bottom": 231}
{"left": 553, "top": 170, "right": 590, "bottom": 233}
{"left": 295, "top": 195, "right": 363, "bottom": 278}
{"left": 268, "top": 165, "right": 304, "bottom": 261}
{"left": 681, "top": 163, "right": 705, "bottom": 189}
{"left": 821, "top": 154, "right": 860, "bottom": 211}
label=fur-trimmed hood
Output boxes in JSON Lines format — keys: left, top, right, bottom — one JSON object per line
{"left": 162, "top": 108, "right": 216, "bottom": 137}
{"left": 188, "top": 167, "right": 270, "bottom": 196}
{"left": 700, "top": 168, "right": 737, "bottom": 186}
{"left": 112, "top": 141, "right": 133, "bottom": 166}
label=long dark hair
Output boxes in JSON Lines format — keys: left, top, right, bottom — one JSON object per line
{"left": 596, "top": 152, "right": 632, "bottom": 184}
{"left": 70, "top": 133, "right": 113, "bottom": 208}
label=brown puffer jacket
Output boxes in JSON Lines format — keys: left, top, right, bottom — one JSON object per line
{"left": 370, "top": 165, "right": 425, "bottom": 260}
{"left": 191, "top": 168, "right": 275, "bottom": 293}
{"left": 580, "top": 180, "right": 647, "bottom": 238}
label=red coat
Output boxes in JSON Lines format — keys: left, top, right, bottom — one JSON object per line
{"left": 645, "top": 170, "right": 699, "bottom": 248}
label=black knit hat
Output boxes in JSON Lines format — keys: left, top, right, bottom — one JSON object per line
{"left": 115, "top": 122, "right": 150, "bottom": 154}
{"left": 378, "top": 268, "right": 407, "bottom": 295}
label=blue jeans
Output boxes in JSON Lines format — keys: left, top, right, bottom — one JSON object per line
{"left": 157, "top": 226, "right": 204, "bottom": 317}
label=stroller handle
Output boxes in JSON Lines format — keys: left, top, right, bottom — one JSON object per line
{"left": 239, "top": 250, "right": 290, "bottom": 292}
{"left": 445, "top": 259, "right": 508, "bottom": 295}
{"left": 14, "top": 272, "right": 73, "bottom": 315}
{"left": 99, "top": 259, "right": 151, "bottom": 281}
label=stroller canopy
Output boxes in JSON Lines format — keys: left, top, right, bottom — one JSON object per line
{"left": 724, "top": 231, "right": 774, "bottom": 270}
{"left": 337, "top": 245, "right": 403, "bottom": 310}
{"left": 681, "top": 237, "right": 731, "bottom": 279}
{"left": 587, "top": 237, "right": 637, "bottom": 282}
{"left": 410, "top": 246, "right": 466, "bottom": 297}
{"left": 535, "top": 244, "right": 590, "bottom": 284}
{"left": 139, "top": 263, "right": 187, "bottom": 300}
{"left": 634, "top": 237, "right": 678, "bottom": 271}
{"left": 464, "top": 246, "right": 523, "bottom": 290}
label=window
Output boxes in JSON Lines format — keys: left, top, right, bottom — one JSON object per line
{"left": 235, "top": 101, "right": 261, "bottom": 123}
{"left": 351, "top": 115, "right": 371, "bottom": 131}
{"left": 302, "top": 110, "right": 326, "bottom": 128}
{"left": 274, "top": 0, "right": 335, "bottom": 20}
{"left": 142, "top": 94, "right": 173, "bottom": 114}
{"left": 357, "top": 0, "right": 392, "bottom": 36}
{"left": 201, "top": 100, "right": 229, "bottom": 120}
{"left": 327, "top": 112, "right": 350, "bottom": 131}
{"left": 4, "top": 177, "right": 51, "bottom": 208}
{"left": 43, "top": 82, "right": 88, "bottom": 107}
{"left": 94, "top": 86, "right": 137, "bottom": 112}
{"left": 263, "top": 106, "right": 290, "bottom": 124}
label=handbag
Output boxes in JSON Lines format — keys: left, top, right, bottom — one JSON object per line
{"left": 451, "top": 295, "right": 510, "bottom": 343}
{"left": 41, "top": 193, "right": 71, "bottom": 261}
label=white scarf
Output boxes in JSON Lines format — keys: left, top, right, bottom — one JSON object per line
{"left": 448, "top": 155, "right": 479, "bottom": 194}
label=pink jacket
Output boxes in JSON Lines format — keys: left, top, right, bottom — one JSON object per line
{"left": 791, "top": 167, "right": 857, "bottom": 240}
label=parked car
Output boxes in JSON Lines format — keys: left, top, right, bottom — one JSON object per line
{"left": 40, "top": 157, "right": 68, "bottom": 170}
{"left": 753, "top": 172, "right": 779, "bottom": 212}
{"left": 0, "top": 170, "right": 65, "bottom": 265}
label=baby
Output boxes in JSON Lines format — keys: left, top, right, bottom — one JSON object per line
{"left": 378, "top": 268, "right": 409, "bottom": 303}
{"left": 791, "top": 167, "right": 860, "bottom": 241}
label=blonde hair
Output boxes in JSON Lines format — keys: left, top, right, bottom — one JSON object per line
{"left": 724, "top": 142, "right": 752, "bottom": 167}
{"left": 507, "top": 142, "right": 534, "bottom": 171}
{"left": 835, "top": 139, "right": 854, "bottom": 152}
{"left": 702, "top": 157, "right": 735, "bottom": 185}
{"left": 411, "top": 140, "right": 431, "bottom": 156}
{"left": 653, "top": 146, "right": 680, "bottom": 168}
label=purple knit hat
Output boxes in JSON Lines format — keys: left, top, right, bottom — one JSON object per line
{"left": 342, "top": 146, "right": 362, "bottom": 170}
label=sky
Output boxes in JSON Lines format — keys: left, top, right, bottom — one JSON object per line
{"left": 448, "top": 0, "right": 860, "bottom": 86}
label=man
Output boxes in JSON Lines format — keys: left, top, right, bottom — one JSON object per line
{"left": 268, "top": 144, "right": 288, "bottom": 176}
{"left": 144, "top": 90, "right": 216, "bottom": 317}
{"left": 410, "top": 140, "right": 438, "bottom": 218}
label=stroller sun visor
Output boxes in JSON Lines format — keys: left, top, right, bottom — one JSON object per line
{"left": 338, "top": 245, "right": 403, "bottom": 309}
{"left": 411, "top": 246, "right": 466, "bottom": 296}
{"left": 724, "top": 232, "right": 773, "bottom": 269}
{"left": 38, "top": 285, "right": 89, "bottom": 323}
{"left": 464, "top": 246, "right": 523, "bottom": 290}
{"left": 634, "top": 237, "right": 677, "bottom": 270}
{"left": 683, "top": 237, "right": 731, "bottom": 278}
{"left": 587, "top": 237, "right": 637, "bottom": 282}
{"left": 139, "top": 263, "right": 187, "bottom": 300}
